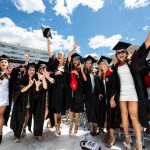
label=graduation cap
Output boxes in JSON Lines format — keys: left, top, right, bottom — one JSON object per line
{"left": 27, "top": 62, "right": 37, "bottom": 69}
{"left": 112, "top": 41, "right": 131, "bottom": 51}
{"left": 0, "top": 55, "right": 9, "bottom": 61}
{"left": 84, "top": 55, "right": 97, "bottom": 63}
{"left": 98, "top": 56, "right": 112, "bottom": 64}
{"left": 72, "top": 53, "right": 81, "bottom": 59}
{"left": 37, "top": 60, "right": 48, "bottom": 69}
{"left": 41, "top": 26, "right": 52, "bottom": 39}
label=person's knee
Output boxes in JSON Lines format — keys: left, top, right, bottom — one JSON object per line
{"left": 121, "top": 111, "right": 128, "bottom": 118}
{"left": 130, "top": 113, "right": 138, "bottom": 122}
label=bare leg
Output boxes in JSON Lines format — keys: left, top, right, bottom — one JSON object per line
{"left": 69, "top": 110, "right": 74, "bottom": 134}
{"left": 120, "top": 101, "right": 130, "bottom": 144}
{"left": 54, "top": 113, "right": 61, "bottom": 135}
{"left": 0, "top": 106, "right": 6, "bottom": 143}
{"left": 22, "top": 109, "right": 30, "bottom": 137}
{"left": 0, "top": 106, "right": 6, "bottom": 134}
{"left": 74, "top": 113, "right": 79, "bottom": 134}
{"left": 128, "top": 101, "right": 142, "bottom": 150}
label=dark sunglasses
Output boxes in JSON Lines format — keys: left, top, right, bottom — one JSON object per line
{"left": 116, "top": 50, "right": 126, "bottom": 55}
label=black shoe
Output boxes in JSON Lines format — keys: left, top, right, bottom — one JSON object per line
{"left": 0, "top": 135, "right": 2, "bottom": 143}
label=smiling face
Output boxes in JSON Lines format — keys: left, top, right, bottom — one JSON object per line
{"left": 85, "top": 60, "right": 92, "bottom": 69}
{"left": 73, "top": 58, "right": 80, "bottom": 67}
{"left": 57, "top": 52, "right": 65, "bottom": 63}
{"left": 116, "top": 49, "right": 128, "bottom": 62}
{"left": 0, "top": 59, "right": 9, "bottom": 71}
{"left": 28, "top": 67, "right": 36, "bottom": 78}
{"left": 99, "top": 61, "right": 109, "bottom": 72}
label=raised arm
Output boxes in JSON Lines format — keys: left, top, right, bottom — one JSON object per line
{"left": 68, "top": 41, "right": 78, "bottom": 63}
{"left": 24, "top": 52, "right": 30, "bottom": 66}
{"left": 145, "top": 32, "right": 150, "bottom": 49}
{"left": 132, "top": 32, "right": 150, "bottom": 71}
{"left": 47, "top": 37, "right": 54, "bottom": 58}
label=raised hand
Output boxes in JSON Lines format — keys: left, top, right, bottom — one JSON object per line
{"left": 29, "top": 77, "right": 34, "bottom": 86}
{"left": 43, "top": 70, "right": 50, "bottom": 79}
{"left": 35, "top": 79, "right": 41, "bottom": 87}
{"left": 73, "top": 40, "right": 78, "bottom": 50}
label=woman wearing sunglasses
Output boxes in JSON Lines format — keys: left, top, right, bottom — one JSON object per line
{"left": 112, "top": 32, "right": 150, "bottom": 150}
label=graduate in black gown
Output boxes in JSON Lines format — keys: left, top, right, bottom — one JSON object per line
{"left": 0, "top": 55, "right": 13, "bottom": 143}
{"left": 83, "top": 55, "right": 101, "bottom": 136}
{"left": 67, "top": 42, "right": 86, "bottom": 134}
{"left": 112, "top": 32, "right": 150, "bottom": 150}
{"left": 31, "top": 62, "right": 48, "bottom": 141}
{"left": 10, "top": 63, "right": 37, "bottom": 142}
{"left": 98, "top": 56, "right": 119, "bottom": 148}
{"left": 38, "top": 61, "right": 55, "bottom": 129}
{"left": 47, "top": 37, "right": 68, "bottom": 135}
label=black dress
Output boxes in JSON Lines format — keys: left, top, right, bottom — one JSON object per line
{"left": 99, "top": 70, "right": 120, "bottom": 130}
{"left": 47, "top": 80, "right": 55, "bottom": 127}
{"left": 67, "top": 70, "right": 84, "bottom": 113}
{"left": 48, "top": 57, "right": 67, "bottom": 114}
{"left": 31, "top": 85, "right": 47, "bottom": 136}
{"left": 10, "top": 82, "right": 35, "bottom": 138}
{"left": 84, "top": 72, "right": 101, "bottom": 124}
{"left": 112, "top": 43, "right": 150, "bottom": 128}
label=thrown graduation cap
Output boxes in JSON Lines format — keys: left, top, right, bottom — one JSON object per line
{"left": 113, "top": 41, "right": 131, "bottom": 51}
{"left": 84, "top": 55, "right": 97, "bottom": 63}
{"left": 41, "top": 26, "right": 52, "bottom": 39}
{"left": 98, "top": 56, "right": 112, "bottom": 64}
{"left": 37, "top": 60, "right": 48, "bottom": 69}
{"left": 0, "top": 55, "right": 9, "bottom": 61}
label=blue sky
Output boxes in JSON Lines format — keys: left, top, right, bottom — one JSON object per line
{"left": 0, "top": 0, "right": 150, "bottom": 58}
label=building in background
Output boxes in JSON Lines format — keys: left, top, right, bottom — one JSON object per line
{"left": 0, "top": 41, "right": 49, "bottom": 63}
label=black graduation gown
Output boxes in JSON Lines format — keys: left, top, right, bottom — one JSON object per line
{"left": 112, "top": 43, "right": 150, "bottom": 128}
{"left": 100, "top": 71, "right": 120, "bottom": 130}
{"left": 31, "top": 85, "right": 47, "bottom": 136}
{"left": 47, "top": 81, "right": 55, "bottom": 127}
{"left": 65, "top": 60, "right": 84, "bottom": 113}
{"left": 10, "top": 83, "right": 35, "bottom": 138}
{"left": 48, "top": 57, "right": 67, "bottom": 114}
{"left": 84, "top": 72, "right": 101, "bottom": 124}
{"left": 68, "top": 72, "right": 84, "bottom": 113}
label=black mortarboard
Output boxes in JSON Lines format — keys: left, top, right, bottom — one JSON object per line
{"left": 27, "top": 62, "right": 37, "bottom": 69}
{"left": 84, "top": 55, "right": 97, "bottom": 63}
{"left": 98, "top": 56, "right": 112, "bottom": 64}
{"left": 112, "top": 41, "right": 131, "bottom": 51}
{"left": 0, "top": 55, "right": 9, "bottom": 61}
{"left": 41, "top": 26, "right": 52, "bottom": 39}
{"left": 72, "top": 53, "right": 81, "bottom": 59}
{"left": 37, "top": 60, "right": 48, "bottom": 69}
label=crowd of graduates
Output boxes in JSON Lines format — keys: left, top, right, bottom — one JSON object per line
{"left": 0, "top": 31, "right": 150, "bottom": 150}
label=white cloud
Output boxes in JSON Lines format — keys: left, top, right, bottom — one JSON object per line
{"left": 51, "top": 0, "right": 104, "bottom": 24}
{"left": 85, "top": 53, "right": 99, "bottom": 57}
{"left": 107, "top": 52, "right": 115, "bottom": 56}
{"left": 88, "top": 34, "right": 122, "bottom": 49}
{"left": 11, "top": 0, "right": 46, "bottom": 13}
{"left": 124, "top": 0, "right": 150, "bottom": 9}
{"left": 143, "top": 25, "right": 150, "bottom": 31}
{"left": 0, "top": 17, "right": 76, "bottom": 52}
